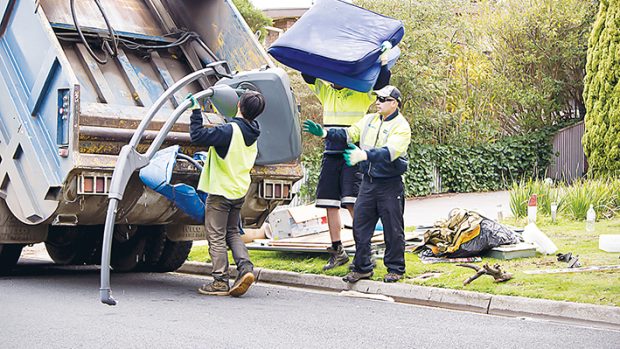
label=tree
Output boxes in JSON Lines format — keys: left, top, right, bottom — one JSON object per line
{"left": 232, "top": 0, "right": 273, "bottom": 40}
{"left": 354, "top": 0, "right": 595, "bottom": 145}
{"left": 583, "top": 0, "right": 620, "bottom": 176}
{"left": 480, "top": 0, "right": 596, "bottom": 134}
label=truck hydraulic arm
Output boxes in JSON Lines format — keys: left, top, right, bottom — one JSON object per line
{"left": 99, "top": 64, "right": 237, "bottom": 305}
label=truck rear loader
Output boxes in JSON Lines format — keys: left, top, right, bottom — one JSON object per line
{"left": 0, "top": 0, "right": 302, "bottom": 278}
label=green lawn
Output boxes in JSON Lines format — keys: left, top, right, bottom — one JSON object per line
{"left": 189, "top": 217, "right": 620, "bottom": 306}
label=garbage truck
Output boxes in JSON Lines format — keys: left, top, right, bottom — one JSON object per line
{"left": 0, "top": 0, "right": 302, "bottom": 275}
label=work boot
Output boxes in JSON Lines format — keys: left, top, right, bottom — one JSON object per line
{"left": 348, "top": 258, "right": 377, "bottom": 271}
{"left": 323, "top": 245, "right": 349, "bottom": 270}
{"left": 198, "top": 279, "right": 230, "bottom": 296}
{"left": 383, "top": 272, "right": 403, "bottom": 283}
{"left": 342, "top": 270, "right": 373, "bottom": 283}
{"left": 229, "top": 266, "right": 255, "bottom": 297}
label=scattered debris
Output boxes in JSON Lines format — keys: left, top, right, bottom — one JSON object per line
{"left": 267, "top": 204, "right": 328, "bottom": 240}
{"left": 523, "top": 265, "right": 620, "bottom": 275}
{"left": 487, "top": 243, "right": 537, "bottom": 260}
{"left": 599, "top": 234, "right": 620, "bottom": 252}
{"left": 413, "top": 272, "right": 442, "bottom": 280}
{"left": 556, "top": 252, "right": 582, "bottom": 268}
{"left": 421, "top": 209, "right": 521, "bottom": 258}
{"left": 457, "top": 263, "right": 513, "bottom": 286}
{"left": 522, "top": 223, "right": 557, "bottom": 255}
{"left": 420, "top": 256, "right": 482, "bottom": 264}
{"left": 339, "top": 290, "right": 394, "bottom": 302}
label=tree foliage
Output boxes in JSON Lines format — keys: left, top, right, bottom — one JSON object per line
{"left": 354, "top": 0, "right": 596, "bottom": 144}
{"left": 480, "top": 0, "right": 597, "bottom": 133}
{"left": 232, "top": 0, "right": 273, "bottom": 40}
{"left": 583, "top": 0, "right": 620, "bottom": 176}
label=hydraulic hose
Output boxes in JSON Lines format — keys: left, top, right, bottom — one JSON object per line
{"left": 70, "top": 0, "right": 118, "bottom": 64}
{"left": 99, "top": 67, "right": 225, "bottom": 306}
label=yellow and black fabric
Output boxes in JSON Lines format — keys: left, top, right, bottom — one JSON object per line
{"left": 423, "top": 208, "right": 483, "bottom": 255}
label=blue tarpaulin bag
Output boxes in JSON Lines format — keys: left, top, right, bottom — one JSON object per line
{"left": 268, "top": 0, "right": 404, "bottom": 91}
{"left": 139, "top": 146, "right": 206, "bottom": 223}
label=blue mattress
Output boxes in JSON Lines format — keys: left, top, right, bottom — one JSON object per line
{"left": 268, "top": 0, "right": 404, "bottom": 77}
{"left": 301, "top": 46, "right": 400, "bottom": 92}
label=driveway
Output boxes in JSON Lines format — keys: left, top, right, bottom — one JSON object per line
{"left": 404, "top": 190, "right": 511, "bottom": 227}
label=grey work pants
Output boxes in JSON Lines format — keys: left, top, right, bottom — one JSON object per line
{"left": 204, "top": 194, "right": 253, "bottom": 281}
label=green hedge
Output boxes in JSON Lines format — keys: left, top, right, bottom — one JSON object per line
{"left": 404, "top": 129, "right": 554, "bottom": 197}
{"left": 301, "top": 128, "right": 554, "bottom": 200}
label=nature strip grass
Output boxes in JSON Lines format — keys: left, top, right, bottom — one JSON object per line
{"left": 189, "top": 217, "right": 620, "bottom": 307}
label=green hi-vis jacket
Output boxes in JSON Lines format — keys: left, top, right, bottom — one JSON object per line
{"left": 197, "top": 123, "right": 258, "bottom": 199}
{"left": 328, "top": 110, "right": 411, "bottom": 179}
{"left": 308, "top": 79, "right": 375, "bottom": 154}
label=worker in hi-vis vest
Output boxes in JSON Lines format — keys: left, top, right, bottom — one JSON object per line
{"left": 300, "top": 43, "right": 392, "bottom": 271}
{"left": 187, "top": 91, "right": 265, "bottom": 297}
{"left": 304, "top": 85, "right": 411, "bottom": 284}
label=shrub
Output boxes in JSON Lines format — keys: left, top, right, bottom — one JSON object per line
{"left": 508, "top": 178, "right": 563, "bottom": 218}
{"left": 405, "top": 128, "right": 554, "bottom": 197}
{"left": 509, "top": 180, "right": 530, "bottom": 219}
{"left": 582, "top": 0, "right": 620, "bottom": 176}
{"left": 557, "top": 178, "right": 616, "bottom": 220}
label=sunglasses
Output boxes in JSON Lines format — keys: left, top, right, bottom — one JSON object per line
{"left": 377, "top": 96, "right": 396, "bottom": 103}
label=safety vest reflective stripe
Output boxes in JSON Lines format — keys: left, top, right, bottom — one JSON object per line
{"left": 360, "top": 114, "right": 378, "bottom": 150}
{"left": 359, "top": 113, "right": 407, "bottom": 151}
{"left": 197, "top": 123, "right": 257, "bottom": 200}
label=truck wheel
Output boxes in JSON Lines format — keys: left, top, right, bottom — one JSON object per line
{"left": 153, "top": 239, "right": 192, "bottom": 272}
{"left": 0, "top": 244, "right": 24, "bottom": 275}
{"left": 110, "top": 226, "right": 146, "bottom": 272}
{"left": 139, "top": 226, "right": 167, "bottom": 271}
{"left": 45, "top": 226, "right": 101, "bottom": 265}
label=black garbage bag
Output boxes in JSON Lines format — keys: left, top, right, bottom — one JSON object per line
{"left": 448, "top": 219, "right": 522, "bottom": 258}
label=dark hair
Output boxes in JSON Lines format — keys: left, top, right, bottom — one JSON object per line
{"left": 239, "top": 91, "right": 265, "bottom": 121}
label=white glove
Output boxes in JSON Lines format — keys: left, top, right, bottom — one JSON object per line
{"left": 344, "top": 144, "right": 367, "bottom": 166}
{"left": 380, "top": 41, "right": 392, "bottom": 66}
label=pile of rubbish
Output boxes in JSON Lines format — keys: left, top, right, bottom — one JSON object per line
{"left": 419, "top": 208, "right": 522, "bottom": 258}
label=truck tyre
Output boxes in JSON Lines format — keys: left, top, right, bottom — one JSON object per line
{"left": 0, "top": 244, "right": 24, "bottom": 275}
{"left": 139, "top": 226, "right": 166, "bottom": 271}
{"left": 45, "top": 226, "right": 101, "bottom": 265}
{"left": 153, "top": 239, "right": 192, "bottom": 273}
{"left": 111, "top": 227, "right": 147, "bottom": 272}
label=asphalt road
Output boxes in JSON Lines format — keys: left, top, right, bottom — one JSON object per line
{"left": 2, "top": 259, "right": 618, "bottom": 349}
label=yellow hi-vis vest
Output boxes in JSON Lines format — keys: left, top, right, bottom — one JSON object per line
{"left": 197, "top": 122, "right": 257, "bottom": 200}
{"left": 309, "top": 79, "right": 375, "bottom": 126}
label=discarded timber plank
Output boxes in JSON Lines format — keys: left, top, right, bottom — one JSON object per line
{"left": 523, "top": 265, "right": 620, "bottom": 275}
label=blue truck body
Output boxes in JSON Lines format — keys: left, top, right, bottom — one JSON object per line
{"left": 0, "top": 0, "right": 302, "bottom": 273}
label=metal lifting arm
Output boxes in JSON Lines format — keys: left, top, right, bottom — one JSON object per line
{"left": 99, "top": 66, "right": 237, "bottom": 305}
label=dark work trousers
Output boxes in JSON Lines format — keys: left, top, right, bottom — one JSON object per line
{"left": 352, "top": 176, "right": 405, "bottom": 275}
{"left": 204, "top": 194, "right": 253, "bottom": 282}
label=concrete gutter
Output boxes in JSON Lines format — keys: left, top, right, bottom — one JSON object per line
{"left": 178, "top": 261, "right": 620, "bottom": 330}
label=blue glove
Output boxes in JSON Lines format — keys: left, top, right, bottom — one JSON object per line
{"left": 344, "top": 144, "right": 367, "bottom": 166}
{"left": 185, "top": 93, "right": 200, "bottom": 110}
{"left": 302, "top": 120, "right": 327, "bottom": 138}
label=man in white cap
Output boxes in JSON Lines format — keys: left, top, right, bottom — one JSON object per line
{"left": 303, "top": 85, "right": 411, "bottom": 283}
{"left": 300, "top": 45, "right": 392, "bottom": 271}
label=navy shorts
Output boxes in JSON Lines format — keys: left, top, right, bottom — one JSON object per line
{"left": 315, "top": 154, "right": 362, "bottom": 208}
